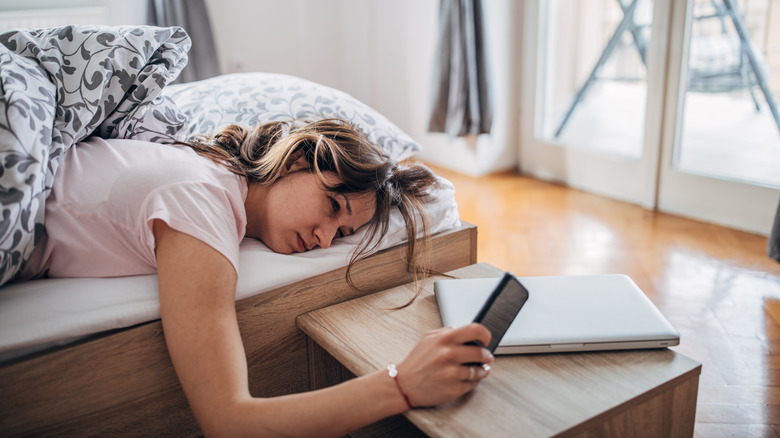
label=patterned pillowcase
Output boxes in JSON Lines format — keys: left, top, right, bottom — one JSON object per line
{"left": 163, "top": 72, "right": 422, "bottom": 160}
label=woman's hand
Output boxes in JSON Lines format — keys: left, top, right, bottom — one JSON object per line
{"left": 395, "top": 323, "right": 494, "bottom": 408}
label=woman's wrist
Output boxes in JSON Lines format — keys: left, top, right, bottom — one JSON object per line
{"left": 387, "top": 363, "right": 414, "bottom": 411}
{"left": 363, "top": 365, "right": 413, "bottom": 417}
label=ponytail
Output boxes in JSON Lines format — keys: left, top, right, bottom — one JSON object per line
{"left": 351, "top": 163, "right": 439, "bottom": 307}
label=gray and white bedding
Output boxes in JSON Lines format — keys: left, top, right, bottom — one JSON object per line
{"left": 163, "top": 71, "right": 422, "bottom": 161}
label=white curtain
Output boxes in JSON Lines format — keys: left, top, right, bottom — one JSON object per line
{"left": 428, "top": 0, "right": 492, "bottom": 137}
{"left": 147, "top": 0, "right": 220, "bottom": 84}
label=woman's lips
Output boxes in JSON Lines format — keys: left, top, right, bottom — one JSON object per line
{"left": 297, "top": 234, "right": 306, "bottom": 253}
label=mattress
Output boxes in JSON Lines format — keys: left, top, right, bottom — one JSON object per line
{"left": 0, "top": 176, "right": 460, "bottom": 363}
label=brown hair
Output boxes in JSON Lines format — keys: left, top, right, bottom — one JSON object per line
{"left": 187, "top": 119, "right": 439, "bottom": 300}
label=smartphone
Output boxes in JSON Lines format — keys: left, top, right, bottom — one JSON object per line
{"left": 470, "top": 272, "right": 530, "bottom": 353}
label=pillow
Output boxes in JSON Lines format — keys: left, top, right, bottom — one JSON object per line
{"left": 163, "top": 72, "right": 422, "bottom": 160}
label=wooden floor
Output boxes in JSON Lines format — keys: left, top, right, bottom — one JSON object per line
{"left": 426, "top": 164, "right": 780, "bottom": 438}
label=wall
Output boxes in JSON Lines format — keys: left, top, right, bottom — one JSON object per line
{"left": 206, "top": 0, "right": 518, "bottom": 176}
{"left": 0, "top": 0, "right": 147, "bottom": 25}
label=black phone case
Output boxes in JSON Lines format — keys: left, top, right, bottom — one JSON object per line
{"left": 471, "top": 272, "right": 529, "bottom": 353}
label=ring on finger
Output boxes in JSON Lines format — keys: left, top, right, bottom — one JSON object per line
{"left": 467, "top": 366, "right": 476, "bottom": 381}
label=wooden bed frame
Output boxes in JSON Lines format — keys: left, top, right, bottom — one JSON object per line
{"left": 0, "top": 222, "right": 476, "bottom": 436}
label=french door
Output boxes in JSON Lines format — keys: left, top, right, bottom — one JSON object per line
{"left": 520, "top": 0, "right": 780, "bottom": 235}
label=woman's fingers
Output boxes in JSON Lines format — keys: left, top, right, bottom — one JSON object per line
{"left": 421, "top": 324, "right": 494, "bottom": 366}
{"left": 461, "top": 363, "right": 491, "bottom": 382}
{"left": 442, "top": 322, "right": 492, "bottom": 348}
{"left": 395, "top": 323, "right": 497, "bottom": 407}
{"left": 449, "top": 343, "right": 494, "bottom": 368}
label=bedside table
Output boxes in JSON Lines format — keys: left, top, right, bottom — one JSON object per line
{"left": 297, "top": 263, "right": 701, "bottom": 437}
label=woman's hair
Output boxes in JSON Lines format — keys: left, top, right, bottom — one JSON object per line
{"left": 186, "top": 119, "right": 439, "bottom": 300}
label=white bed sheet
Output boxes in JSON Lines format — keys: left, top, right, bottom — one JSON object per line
{"left": 0, "top": 176, "right": 460, "bottom": 363}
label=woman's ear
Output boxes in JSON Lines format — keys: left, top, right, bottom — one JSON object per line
{"left": 281, "top": 151, "right": 309, "bottom": 176}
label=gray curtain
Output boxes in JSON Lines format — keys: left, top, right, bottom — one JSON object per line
{"left": 147, "top": 0, "right": 220, "bottom": 84}
{"left": 770, "top": 198, "right": 780, "bottom": 262}
{"left": 428, "top": 0, "right": 492, "bottom": 137}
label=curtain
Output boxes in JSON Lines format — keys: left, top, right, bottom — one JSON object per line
{"left": 770, "top": 198, "right": 780, "bottom": 262}
{"left": 428, "top": 0, "right": 492, "bottom": 137}
{"left": 147, "top": 0, "right": 220, "bottom": 84}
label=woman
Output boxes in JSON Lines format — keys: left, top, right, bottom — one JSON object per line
{"left": 16, "top": 119, "right": 493, "bottom": 436}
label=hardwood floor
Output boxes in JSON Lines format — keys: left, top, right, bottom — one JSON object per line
{"left": 425, "top": 164, "right": 780, "bottom": 438}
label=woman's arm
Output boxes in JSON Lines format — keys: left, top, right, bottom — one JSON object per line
{"left": 153, "top": 220, "right": 493, "bottom": 437}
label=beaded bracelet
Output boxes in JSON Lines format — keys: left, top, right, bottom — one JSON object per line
{"left": 387, "top": 363, "right": 414, "bottom": 410}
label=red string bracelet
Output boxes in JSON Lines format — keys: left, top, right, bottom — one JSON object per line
{"left": 387, "top": 363, "right": 414, "bottom": 410}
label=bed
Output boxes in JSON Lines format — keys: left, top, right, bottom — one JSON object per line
{"left": 0, "top": 25, "right": 477, "bottom": 435}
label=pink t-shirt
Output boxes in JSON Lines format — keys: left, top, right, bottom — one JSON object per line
{"left": 18, "top": 137, "right": 248, "bottom": 279}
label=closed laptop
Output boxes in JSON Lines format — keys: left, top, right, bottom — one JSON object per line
{"left": 434, "top": 274, "right": 680, "bottom": 354}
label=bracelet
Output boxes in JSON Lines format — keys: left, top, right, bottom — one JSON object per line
{"left": 387, "top": 363, "right": 414, "bottom": 410}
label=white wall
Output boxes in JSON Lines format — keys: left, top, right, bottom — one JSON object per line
{"left": 0, "top": 0, "right": 147, "bottom": 25}
{"left": 206, "top": 0, "right": 518, "bottom": 176}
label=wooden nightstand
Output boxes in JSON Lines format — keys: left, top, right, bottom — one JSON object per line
{"left": 297, "top": 263, "right": 701, "bottom": 437}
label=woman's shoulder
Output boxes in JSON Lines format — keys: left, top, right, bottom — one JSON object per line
{"left": 75, "top": 137, "right": 228, "bottom": 176}
{"left": 80, "top": 136, "right": 196, "bottom": 158}
{"left": 62, "top": 137, "right": 246, "bottom": 202}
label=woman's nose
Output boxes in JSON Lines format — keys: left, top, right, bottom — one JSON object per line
{"left": 314, "top": 220, "right": 339, "bottom": 249}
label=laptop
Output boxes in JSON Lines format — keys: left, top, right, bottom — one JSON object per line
{"left": 434, "top": 274, "right": 680, "bottom": 354}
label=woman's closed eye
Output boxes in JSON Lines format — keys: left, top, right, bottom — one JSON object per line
{"left": 329, "top": 197, "right": 346, "bottom": 239}
{"left": 329, "top": 196, "right": 341, "bottom": 213}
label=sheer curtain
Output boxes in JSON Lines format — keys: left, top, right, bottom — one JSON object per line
{"left": 147, "top": 0, "right": 220, "bottom": 84}
{"left": 428, "top": 0, "right": 492, "bottom": 137}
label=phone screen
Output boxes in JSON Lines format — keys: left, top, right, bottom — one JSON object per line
{"left": 472, "top": 272, "right": 529, "bottom": 353}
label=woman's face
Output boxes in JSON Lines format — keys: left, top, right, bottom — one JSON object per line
{"left": 245, "top": 169, "right": 377, "bottom": 254}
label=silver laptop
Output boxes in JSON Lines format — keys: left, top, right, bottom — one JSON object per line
{"left": 434, "top": 274, "right": 680, "bottom": 354}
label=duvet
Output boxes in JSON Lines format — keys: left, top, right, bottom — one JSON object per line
{"left": 0, "top": 25, "right": 192, "bottom": 285}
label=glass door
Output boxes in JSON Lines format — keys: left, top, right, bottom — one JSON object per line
{"left": 520, "top": 0, "right": 780, "bottom": 235}
{"left": 520, "top": 0, "right": 670, "bottom": 208}
{"left": 657, "top": 0, "right": 780, "bottom": 234}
